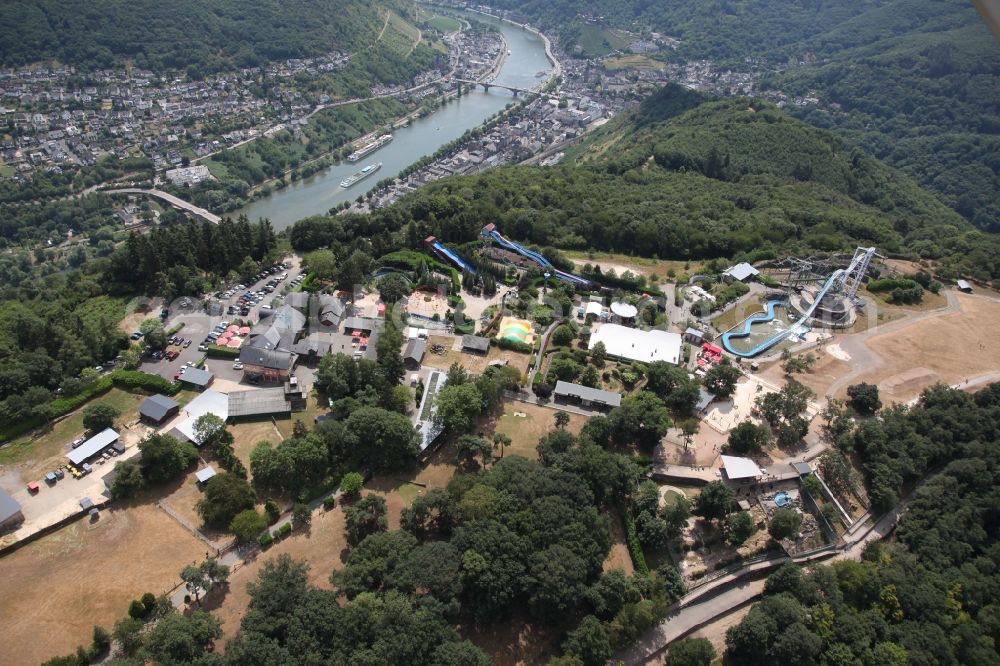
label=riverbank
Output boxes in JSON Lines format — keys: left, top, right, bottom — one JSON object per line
{"left": 460, "top": 6, "right": 561, "bottom": 81}
{"left": 234, "top": 19, "right": 511, "bottom": 205}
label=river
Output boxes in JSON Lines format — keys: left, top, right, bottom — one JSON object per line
{"left": 237, "top": 14, "right": 553, "bottom": 230}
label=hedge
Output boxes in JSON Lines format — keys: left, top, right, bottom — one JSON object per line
{"left": 259, "top": 533, "right": 274, "bottom": 548}
{"left": 0, "top": 371, "right": 180, "bottom": 443}
{"left": 166, "top": 322, "right": 186, "bottom": 336}
{"left": 278, "top": 523, "right": 292, "bottom": 537}
{"left": 497, "top": 337, "right": 532, "bottom": 354}
{"left": 867, "top": 277, "right": 922, "bottom": 293}
{"left": 206, "top": 345, "right": 241, "bottom": 359}
{"left": 623, "top": 504, "right": 650, "bottom": 576}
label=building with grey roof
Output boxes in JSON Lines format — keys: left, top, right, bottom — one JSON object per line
{"left": 228, "top": 388, "right": 293, "bottom": 418}
{"left": 138, "top": 394, "right": 180, "bottom": 423}
{"left": 553, "top": 381, "right": 622, "bottom": 409}
{"left": 68, "top": 428, "right": 120, "bottom": 466}
{"left": 179, "top": 367, "right": 214, "bottom": 390}
{"left": 0, "top": 487, "right": 24, "bottom": 530}
{"left": 461, "top": 335, "right": 491, "bottom": 354}
{"left": 723, "top": 262, "right": 759, "bottom": 282}
{"left": 404, "top": 338, "right": 426, "bottom": 369}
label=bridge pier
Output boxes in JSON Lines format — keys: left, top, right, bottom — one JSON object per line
{"left": 480, "top": 83, "right": 491, "bottom": 92}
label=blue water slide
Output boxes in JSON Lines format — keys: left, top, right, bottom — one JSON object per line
{"left": 489, "top": 230, "right": 552, "bottom": 267}
{"left": 721, "top": 271, "right": 841, "bottom": 357}
{"left": 431, "top": 241, "right": 476, "bottom": 274}
{"left": 552, "top": 269, "right": 591, "bottom": 286}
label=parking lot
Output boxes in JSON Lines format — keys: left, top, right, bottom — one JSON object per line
{"left": 138, "top": 257, "right": 304, "bottom": 380}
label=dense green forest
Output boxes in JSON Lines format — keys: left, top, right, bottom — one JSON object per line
{"left": 0, "top": 0, "right": 401, "bottom": 74}
{"left": 0, "top": 217, "right": 278, "bottom": 430}
{"left": 763, "top": 0, "right": 1000, "bottom": 231}
{"left": 488, "top": 0, "right": 886, "bottom": 61}
{"left": 384, "top": 86, "right": 1000, "bottom": 282}
{"left": 727, "top": 382, "right": 1000, "bottom": 665}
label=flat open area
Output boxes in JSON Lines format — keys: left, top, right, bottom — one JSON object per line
{"left": 488, "top": 400, "right": 587, "bottom": 455}
{"left": 0, "top": 388, "right": 146, "bottom": 477}
{"left": 0, "top": 502, "right": 204, "bottom": 666}
{"left": 850, "top": 293, "right": 1000, "bottom": 403}
{"left": 422, "top": 335, "right": 532, "bottom": 376}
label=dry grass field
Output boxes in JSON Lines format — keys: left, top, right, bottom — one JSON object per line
{"left": 850, "top": 293, "right": 1000, "bottom": 403}
{"left": 422, "top": 335, "right": 532, "bottom": 377}
{"left": 0, "top": 502, "right": 204, "bottom": 666}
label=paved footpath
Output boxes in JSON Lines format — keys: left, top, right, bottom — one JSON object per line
{"left": 614, "top": 490, "right": 913, "bottom": 665}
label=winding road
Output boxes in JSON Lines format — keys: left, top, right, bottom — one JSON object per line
{"left": 103, "top": 188, "right": 222, "bottom": 224}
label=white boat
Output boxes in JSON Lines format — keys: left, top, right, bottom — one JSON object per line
{"left": 347, "top": 134, "right": 393, "bottom": 162}
{"left": 340, "top": 162, "right": 382, "bottom": 189}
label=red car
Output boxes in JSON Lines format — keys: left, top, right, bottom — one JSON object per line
{"left": 166, "top": 350, "right": 180, "bottom": 361}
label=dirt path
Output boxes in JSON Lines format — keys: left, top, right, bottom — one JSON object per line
{"left": 406, "top": 27, "right": 423, "bottom": 57}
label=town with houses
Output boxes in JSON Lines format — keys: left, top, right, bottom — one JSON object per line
{"left": 0, "top": 3, "right": 824, "bottom": 211}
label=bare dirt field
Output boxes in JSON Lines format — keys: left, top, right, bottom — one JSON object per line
{"left": 758, "top": 346, "right": 851, "bottom": 400}
{"left": 422, "top": 335, "right": 533, "bottom": 377}
{"left": 603, "top": 509, "right": 635, "bottom": 575}
{"left": 0, "top": 501, "right": 204, "bottom": 666}
{"left": 565, "top": 251, "right": 704, "bottom": 282}
{"left": 228, "top": 419, "right": 284, "bottom": 471}
{"left": 849, "top": 293, "right": 1000, "bottom": 404}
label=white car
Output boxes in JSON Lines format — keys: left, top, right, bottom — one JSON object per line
{"left": 233, "top": 361, "right": 244, "bottom": 370}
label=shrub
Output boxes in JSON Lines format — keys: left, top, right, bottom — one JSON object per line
{"left": 340, "top": 471, "right": 364, "bottom": 497}
{"left": 323, "top": 495, "right": 336, "bottom": 510}
{"left": 259, "top": 533, "right": 274, "bottom": 548}
{"left": 127, "top": 599, "right": 147, "bottom": 620}
{"left": 230, "top": 509, "right": 268, "bottom": 543}
{"left": 623, "top": 506, "right": 650, "bottom": 576}
{"left": 264, "top": 498, "right": 281, "bottom": 524}
{"left": 278, "top": 522, "right": 292, "bottom": 537}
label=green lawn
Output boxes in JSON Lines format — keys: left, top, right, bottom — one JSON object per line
{"left": 203, "top": 159, "right": 230, "bottom": 180}
{"left": 0, "top": 388, "right": 147, "bottom": 467}
{"left": 575, "top": 25, "right": 631, "bottom": 57}
{"left": 426, "top": 14, "right": 461, "bottom": 32}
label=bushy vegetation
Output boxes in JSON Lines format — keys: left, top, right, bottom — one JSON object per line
{"left": 728, "top": 382, "right": 1000, "bottom": 665}
{"left": 0, "top": 0, "right": 390, "bottom": 73}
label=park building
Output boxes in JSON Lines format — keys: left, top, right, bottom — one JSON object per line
{"left": 588, "top": 324, "right": 682, "bottom": 365}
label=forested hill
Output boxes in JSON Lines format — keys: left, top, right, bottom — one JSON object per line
{"left": 392, "top": 85, "right": 1000, "bottom": 282}
{"left": 568, "top": 86, "right": 967, "bottom": 234}
{"left": 762, "top": 0, "right": 1000, "bottom": 232}
{"left": 0, "top": 0, "right": 398, "bottom": 74}
{"left": 487, "top": 0, "right": 888, "bottom": 61}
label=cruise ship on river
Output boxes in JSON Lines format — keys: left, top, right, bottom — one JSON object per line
{"left": 347, "top": 134, "right": 393, "bottom": 162}
{"left": 340, "top": 162, "right": 382, "bottom": 189}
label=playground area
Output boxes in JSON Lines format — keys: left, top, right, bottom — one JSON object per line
{"left": 496, "top": 316, "right": 535, "bottom": 346}
{"left": 702, "top": 376, "right": 780, "bottom": 434}
{"left": 406, "top": 289, "right": 450, "bottom": 320}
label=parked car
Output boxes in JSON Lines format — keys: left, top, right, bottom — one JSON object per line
{"left": 183, "top": 339, "right": 192, "bottom": 348}
{"left": 198, "top": 344, "right": 208, "bottom": 352}
{"left": 233, "top": 361, "right": 244, "bottom": 370}
{"left": 166, "top": 350, "right": 179, "bottom": 361}
{"left": 130, "top": 331, "right": 143, "bottom": 340}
